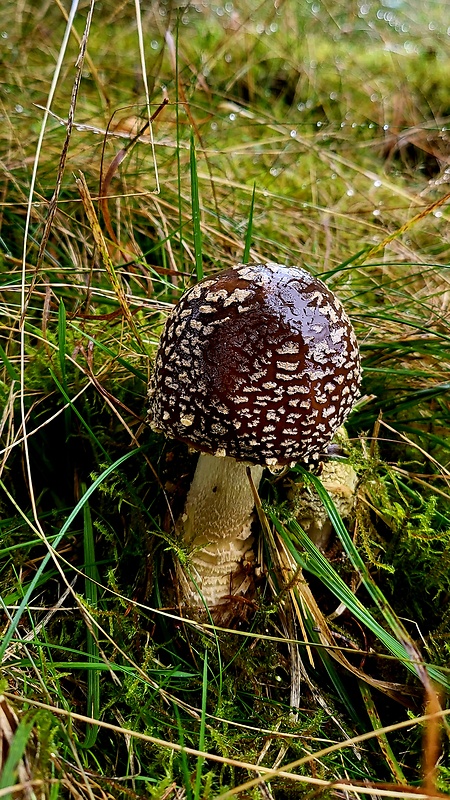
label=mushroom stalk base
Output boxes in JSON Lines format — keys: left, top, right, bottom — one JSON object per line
{"left": 176, "top": 453, "right": 263, "bottom": 609}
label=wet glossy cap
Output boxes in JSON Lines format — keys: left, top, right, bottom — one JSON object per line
{"left": 148, "top": 262, "right": 361, "bottom": 467}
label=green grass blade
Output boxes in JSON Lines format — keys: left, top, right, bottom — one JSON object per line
{"left": 174, "top": 703, "right": 193, "bottom": 800}
{"left": 80, "top": 484, "right": 100, "bottom": 748}
{"left": 175, "top": 22, "right": 183, "bottom": 271}
{"left": 359, "top": 682, "right": 407, "bottom": 783}
{"left": 190, "top": 129, "right": 203, "bottom": 282}
{"left": 58, "top": 299, "right": 67, "bottom": 388}
{"left": 0, "top": 343, "right": 19, "bottom": 382}
{"left": 0, "top": 710, "right": 36, "bottom": 796}
{"left": 193, "top": 651, "right": 208, "bottom": 800}
{"left": 242, "top": 182, "right": 256, "bottom": 264}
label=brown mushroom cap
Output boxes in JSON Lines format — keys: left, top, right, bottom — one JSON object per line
{"left": 148, "top": 262, "right": 361, "bottom": 467}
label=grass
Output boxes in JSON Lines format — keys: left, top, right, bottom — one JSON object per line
{"left": 1, "top": 0, "right": 450, "bottom": 797}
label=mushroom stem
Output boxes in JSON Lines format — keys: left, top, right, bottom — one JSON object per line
{"left": 176, "top": 453, "right": 264, "bottom": 609}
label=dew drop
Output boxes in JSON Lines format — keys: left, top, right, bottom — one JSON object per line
{"left": 229, "top": 113, "right": 236, "bottom": 121}
{"left": 346, "top": 188, "right": 354, "bottom": 197}
{"left": 151, "top": 40, "right": 159, "bottom": 50}
{"left": 434, "top": 210, "right": 443, "bottom": 218}
{"left": 1, "top": 31, "right": 8, "bottom": 38}
{"left": 373, "top": 208, "right": 381, "bottom": 216}
{"left": 15, "top": 104, "right": 23, "bottom": 113}
{"left": 290, "top": 129, "right": 297, "bottom": 138}
{"left": 373, "top": 179, "right": 382, "bottom": 187}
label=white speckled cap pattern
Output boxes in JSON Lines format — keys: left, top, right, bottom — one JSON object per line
{"left": 149, "top": 262, "right": 361, "bottom": 467}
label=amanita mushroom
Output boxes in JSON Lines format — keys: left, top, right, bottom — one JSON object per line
{"left": 148, "top": 262, "right": 361, "bottom": 611}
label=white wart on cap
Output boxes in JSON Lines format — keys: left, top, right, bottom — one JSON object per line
{"left": 149, "top": 262, "right": 361, "bottom": 468}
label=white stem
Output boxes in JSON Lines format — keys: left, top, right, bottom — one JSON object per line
{"left": 176, "top": 453, "right": 263, "bottom": 608}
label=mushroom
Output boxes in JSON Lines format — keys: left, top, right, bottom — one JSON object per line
{"left": 148, "top": 262, "right": 361, "bottom": 612}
